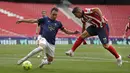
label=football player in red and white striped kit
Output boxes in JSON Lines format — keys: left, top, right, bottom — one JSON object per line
{"left": 123, "top": 16, "right": 130, "bottom": 38}
{"left": 66, "top": 7, "right": 122, "bottom": 66}
{"left": 123, "top": 16, "right": 130, "bottom": 58}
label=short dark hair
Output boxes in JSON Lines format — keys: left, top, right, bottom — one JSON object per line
{"left": 51, "top": 7, "right": 58, "bottom": 13}
{"left": 72, "top": 7, "right": 80, "bottom": 14}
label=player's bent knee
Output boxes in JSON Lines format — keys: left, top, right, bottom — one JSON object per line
{"left": 39, "top": 43, "right": 46, "bottom": 48}
{"left": 103, "top": 44, "right": 109, "bottom": 49}
{"left": 81, "top": 31, "right": 90, "bottom": 39}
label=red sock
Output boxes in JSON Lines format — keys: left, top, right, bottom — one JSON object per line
{"left": 83, "top": 40, "right": 87, "bottom": 44}
{"left": 107, "top": 45, "right": 119, "bottom": 59}
{"left": 71, "top": 36, "right": 84, "bottom": 52}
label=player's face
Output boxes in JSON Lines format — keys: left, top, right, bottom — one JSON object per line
{"left": 74, "top": 12, "right": 82, "bottom": 18}
{"left": 50, "top": 10, "right": 58, "bottom": 20}
{"left": 42, "top": 11, "right": 46, "bottom": 17}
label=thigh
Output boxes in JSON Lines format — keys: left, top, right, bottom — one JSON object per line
{"left": 45, "top": 43, "right": 55, "bottom": 57}
{"left": 36, "top": 35, "right": 41, "bottom": 45}
{"left": 98, "top": 24, "right": 109, "bottom": 44}
{"left": 38, "top": 37, "right": 47, "bottom": 48}
{"left": 86, "top": 25, "right": 98, "bottom": 36}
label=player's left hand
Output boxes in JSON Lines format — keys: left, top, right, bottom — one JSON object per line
{"left": 74, "top": 30, "right": 80, "bottom": 34}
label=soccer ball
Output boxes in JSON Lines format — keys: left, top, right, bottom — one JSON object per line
{"left": 22, "top": 61, "right": 32, "bottom": 70}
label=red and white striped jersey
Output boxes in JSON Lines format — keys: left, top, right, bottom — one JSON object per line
{"left": 81, "top": 8, "right": 108, "bottom": 28}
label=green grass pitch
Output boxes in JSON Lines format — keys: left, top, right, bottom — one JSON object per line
{"left": 0, "top": 44, "right": 130, "bottom": 73}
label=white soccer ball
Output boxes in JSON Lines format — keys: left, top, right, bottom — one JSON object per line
{"left": 22, "top": 61, "right": 32, "bottom": 70}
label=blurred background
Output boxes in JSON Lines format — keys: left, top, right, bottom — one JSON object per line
{"left": 0, "top": 0, "right": 130, "bottom": 45}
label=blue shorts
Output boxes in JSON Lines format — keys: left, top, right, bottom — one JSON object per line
{"left": 86, "top": 24, "right": 109, "bottom": 44}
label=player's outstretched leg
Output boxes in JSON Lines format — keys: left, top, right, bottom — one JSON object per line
{"left": 17, "top": 46, "right": 43, "bottom": 65}
{"left": 37, "top": 51, "right": 47, "bottom": 59}
{"left": 103, "top": 44, "right": 122, "bottom": 66}
{"left": 66, "top": 31, "right": 90, "bottom": 57}
{"left": 65, "top": 36, "right": 84, "bottom": 57}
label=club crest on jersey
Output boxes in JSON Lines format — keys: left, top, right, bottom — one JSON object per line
{"left": 48, "top": 25, "right": 56, "bottom": 31}
{"left": 54, "top": 23, "right": 57, "bottom": 26}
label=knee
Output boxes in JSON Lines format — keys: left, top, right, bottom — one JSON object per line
{"left": 80, "top": 35, "right": 86, "bottom": 39}
{"left": 39, "top": 42, "right": 46, "bottom": 49}
{"left": 38, "top": 46, "right": 43, "bottom": 50}
{"left": 103, "top": 44, "right": 109, "bottom": 49}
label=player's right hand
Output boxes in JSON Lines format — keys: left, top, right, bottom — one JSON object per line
{"left": 74, "top": 30, "right": 80, "bottom": 34}
{"left": 16, "top": 20, "right": 22, "bottom": 24}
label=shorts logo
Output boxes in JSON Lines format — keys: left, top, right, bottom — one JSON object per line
{"left": 103, "top": 37, "right": 107, "bottom": 43}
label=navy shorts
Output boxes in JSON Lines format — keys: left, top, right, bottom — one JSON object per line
{"left": 86, "top": 24, "right": 109, "bottom": 44}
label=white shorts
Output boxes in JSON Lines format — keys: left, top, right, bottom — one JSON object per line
{"left": 37, "top": 35, "right": 55, "bottom": 57}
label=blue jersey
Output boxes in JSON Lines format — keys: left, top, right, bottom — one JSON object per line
{"left": 38, "top": 16, "right": 46, "bottom": 35}
{"left": 38, "top": 16, "right": 64, "bottom": 45}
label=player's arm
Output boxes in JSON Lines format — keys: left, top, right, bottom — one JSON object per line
{"left": 36, "top": 25, "right": 40, "bottom": 35}
{"left": 61, "top": 28, "right": 80, "bottom": 35}
{"left": 82, "top": 24, "right": 85, "bottom": 33}
{"left": 16, "top": 19, "right": 38, "bottom": 24}
{"left": 81, "top": 20, "right": 86, "bottom": 33}
{"left": 59, "top": 22, "right": 80, "bottom": 34}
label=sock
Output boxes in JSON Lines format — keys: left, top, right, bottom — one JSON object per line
{"left": 83, "top": 40, "right": 87, "bottom": 44}
{"left": 42, "top": 59, "right": 52, "bottom": 65}
{"left": 106, "top": 45, "right": 119, "bottom": 59}
{"left": 72, "top": 36, "right": 84, "bottom": 52}
{"left": 42, "top": 59, "right": 48, "bottom": 65}
{"left": 22, "top": 47, "right": 43, "bottom": 61}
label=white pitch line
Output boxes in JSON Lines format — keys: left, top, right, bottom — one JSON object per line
{"left": 55, "top": 56, "right": 129, "bottom": 63}
{"left": 54, "top": 58, "right": 129, "bottom": 63}
{"left": 0, "top": 56, "right": 129, "bottom": 63}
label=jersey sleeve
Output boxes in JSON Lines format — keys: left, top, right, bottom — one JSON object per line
{"left": 59, "top": 21, "right": 64, "bottom": 30}
{"left": 37, "top": 17, "right": 45, "bottom": 26}
{"left": 84, "top": 8, "right": 92, "bottom": 14}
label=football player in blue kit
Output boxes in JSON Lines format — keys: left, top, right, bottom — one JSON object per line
{"left": 16, "top": 7, "right": 79, "bottom": 68}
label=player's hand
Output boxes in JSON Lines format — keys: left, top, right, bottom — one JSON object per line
{"left": 74, "top": 30, "right": 80, "bottom": 34}
{"left": 16, "top": 20, "right": 22, "bottom": 24}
